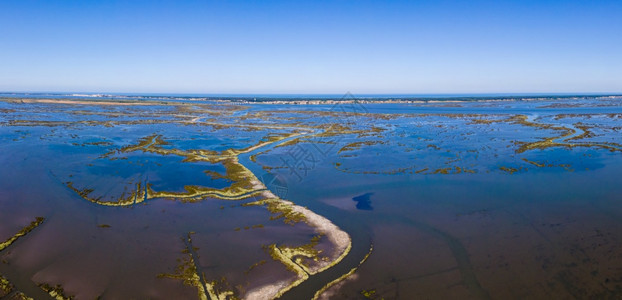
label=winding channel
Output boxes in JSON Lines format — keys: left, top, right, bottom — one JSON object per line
{"left": 237, "top": 130, "right": 375, "bottom": 299}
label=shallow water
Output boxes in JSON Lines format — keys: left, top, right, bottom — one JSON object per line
{"left": 1, "top": 97, "right": 622, "bottom": 299}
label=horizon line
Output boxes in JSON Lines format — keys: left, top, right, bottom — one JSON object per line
{"left": 2, "top": 91, "right": 622, "bottom": 97}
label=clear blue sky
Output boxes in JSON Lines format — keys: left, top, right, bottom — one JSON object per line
{"left": 1, "top": 0, "right": 621, "bottom": 94}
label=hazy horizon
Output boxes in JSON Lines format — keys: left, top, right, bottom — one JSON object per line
{"left": 2, "top": 91, "right": 622, "bottom": 99}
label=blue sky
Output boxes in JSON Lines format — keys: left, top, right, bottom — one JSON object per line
{"left": 1, "top": 0, "right": 621, "bottom": 94}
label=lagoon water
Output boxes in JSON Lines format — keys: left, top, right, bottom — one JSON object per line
{"left": 1, "top": 96, "right": 622, "bottom": 299}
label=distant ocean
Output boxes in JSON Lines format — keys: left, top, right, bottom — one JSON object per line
{"left": 0, "top": 92, "right": 620, "bottom": 102}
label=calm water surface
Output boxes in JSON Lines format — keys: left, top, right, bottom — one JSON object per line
{"left": 1, "top": 96, "right": 621, "bottom": 299}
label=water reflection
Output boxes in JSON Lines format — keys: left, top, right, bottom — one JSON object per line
{"left": 352, "top": 193, "right": 374, "bottom": 210}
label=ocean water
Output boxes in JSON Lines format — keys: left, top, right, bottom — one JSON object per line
{"left": 1, "top": 96, "right": 621, "bottom": 299}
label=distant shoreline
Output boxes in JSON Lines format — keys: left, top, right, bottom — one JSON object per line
{"left": 238, "top": 95, "right": 622, "bottom": 105}
{"left": 1, "top": 94, "right": 621, "bottom": 105}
